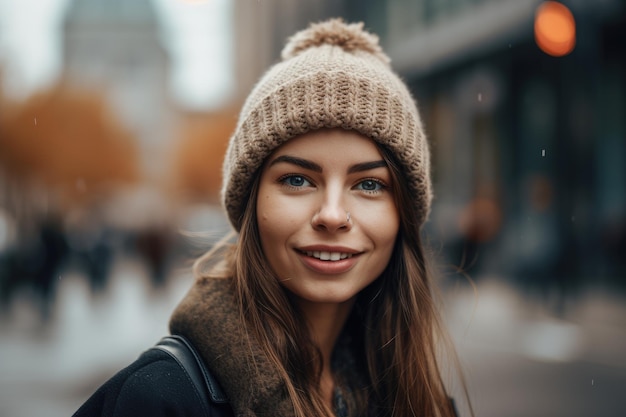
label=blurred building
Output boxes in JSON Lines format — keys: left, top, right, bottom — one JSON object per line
{"left": 231, "top": 0, "right": 346, "bottom": 100}
{"left": 374, "top": 0, "right": 625, "bottom": 296}
{"left": 62, "top": 0, "right": 178, "bottom": 184}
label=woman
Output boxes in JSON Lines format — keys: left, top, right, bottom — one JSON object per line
{"left": 74, "top": 18, "right": 470, "bottom": 417}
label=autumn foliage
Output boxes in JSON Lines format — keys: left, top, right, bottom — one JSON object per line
{"left": 169, "top": 108, "right": 238, "bottom": 203}
{"left": 0, "top": 86, "right": 139, "bottom": 204}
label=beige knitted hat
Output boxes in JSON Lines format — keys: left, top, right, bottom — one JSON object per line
{"left": 222, "top": 18, "right": 431, "bottom": 231}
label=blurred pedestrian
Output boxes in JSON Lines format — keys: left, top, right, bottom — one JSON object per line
{"left": 74, "top": 18, "right": 469, "bottom": 417}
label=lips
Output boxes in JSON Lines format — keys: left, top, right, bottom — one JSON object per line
{"left": 296, "top": 246, "right": 360, "bottom": 274}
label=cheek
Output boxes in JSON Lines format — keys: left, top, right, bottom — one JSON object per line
{"left": 257, "top": 193, "right": 277, "bottom": 236}
{"left": 257, "top": 191, "right": 286, "bottom": 222}
{"left": 256, "top": 191, "right": 298, "bottom": 248}
{"left": 370, "top": 205, "right": 400, "bottom": 264}
{"left": 380, "top": 223, "right": 399, "bottom": 259}
{"left": 257, "top": 192, "right": 271, "bottom": 221}
{"left": 372, "top": 203, "right": 400, "bottom": 242}
{"left": 257, "top": 187, "right": 309, "bottom": 228}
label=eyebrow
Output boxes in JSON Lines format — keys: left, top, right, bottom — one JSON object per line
{"left": 269, "top": 155, "right": 322, "bottom": 172}
{"left": 347, "top": 160, "right": 388, "bottom": 173}
{"left": 268, "top": 155, "right": 387, "bottom": 173}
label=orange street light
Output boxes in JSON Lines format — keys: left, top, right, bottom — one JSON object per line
{"left": 534, "top": 1, "right": 576, "bottom": 57}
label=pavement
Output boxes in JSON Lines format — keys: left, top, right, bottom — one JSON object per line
{"left": 444, "top": 278, "right": 626, "bottom": 417}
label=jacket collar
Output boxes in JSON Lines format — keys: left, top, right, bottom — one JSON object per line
{"left": 170, "top": 277, "right": 295, "bottom": 416}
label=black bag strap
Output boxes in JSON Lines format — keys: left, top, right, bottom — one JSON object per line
{"left": 152, "top": 335, "right": 228, "bottom": 406}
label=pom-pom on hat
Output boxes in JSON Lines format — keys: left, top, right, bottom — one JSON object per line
{"left": 222, "top": 18, "right": 432, "bottom": 231}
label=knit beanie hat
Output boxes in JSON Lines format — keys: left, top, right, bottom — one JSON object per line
{"left": 222, "top": 18, "right": 432, "bottom": 231}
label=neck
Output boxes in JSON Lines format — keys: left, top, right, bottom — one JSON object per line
{"left": 296, "top": 298, "right": 356, "bottom": 405}
{"left": 299, "top": 299, "right": 355, "bottom": 364}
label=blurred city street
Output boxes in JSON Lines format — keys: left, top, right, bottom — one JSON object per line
{"left": 0, "top": 254, "right": 194, "bottom": 417}
{"left": 446, "top": 279, "right": 626, "bottom": 417}
{"left": 1, "top": 255, "right": 625, "bottom": 417}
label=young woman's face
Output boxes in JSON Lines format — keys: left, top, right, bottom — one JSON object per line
{"left": 256, "top": 129, "right": 399, "bottom": 306}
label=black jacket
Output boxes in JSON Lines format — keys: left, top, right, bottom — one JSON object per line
{"left": 73, "top": 347, "right": 233, "bottom": 417}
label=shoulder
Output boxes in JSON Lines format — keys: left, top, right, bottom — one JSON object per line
{"left": 115, "top": 349, "right": 206, "bottom": 413}
{"left": 73, "top": 348, "right": 231, "bottom": 417}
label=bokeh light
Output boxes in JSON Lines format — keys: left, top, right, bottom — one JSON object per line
{"left": 534, "top": 1, "right": 576, "bottom": 57}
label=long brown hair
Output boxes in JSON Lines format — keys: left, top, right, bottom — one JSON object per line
{"left": 195, "top": 142, "right": 471, "bottom": 417}
{"left": 359, "top": 144, "right": 469, "bottom": 416}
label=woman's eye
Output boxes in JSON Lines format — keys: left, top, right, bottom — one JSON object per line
{"left": 357, "top": 179, "right": 384, "bottom": 192}
{"left": 281, "top": 175, "right": 311, "bottom": 188}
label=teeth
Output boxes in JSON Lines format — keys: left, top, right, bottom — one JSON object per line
{"left": 305, "top": 251, "right": 353, "bottom": 261}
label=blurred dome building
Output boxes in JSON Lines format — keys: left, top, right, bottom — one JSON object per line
{"left": 62, "top": 0, "right": 177, "bottom": 184}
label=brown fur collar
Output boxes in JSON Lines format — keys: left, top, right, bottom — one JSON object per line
{"left": 169, "top": 277, "right": 295, "bottom": 417}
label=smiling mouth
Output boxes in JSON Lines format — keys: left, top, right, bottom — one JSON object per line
{"left": 301, "top": 250, "right": 354, "bottom": 261}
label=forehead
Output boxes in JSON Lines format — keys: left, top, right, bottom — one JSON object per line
{"left": 268, "top": 129, "right": 383, "bottom": 162}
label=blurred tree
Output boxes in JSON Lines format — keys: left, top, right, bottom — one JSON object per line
{"left": 0, "top": 86, "right": 139, "bottom": 207}
{"left": 169, "top": 108, "right": 238, "bottom": 203}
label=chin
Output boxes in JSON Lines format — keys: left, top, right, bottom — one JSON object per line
{"left": 288, "top": 284, "right": 362, "bottom": 306}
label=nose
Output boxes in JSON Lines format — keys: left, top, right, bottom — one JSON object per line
{"left": 310, "top": 187, "right": 352, "bottom": 232}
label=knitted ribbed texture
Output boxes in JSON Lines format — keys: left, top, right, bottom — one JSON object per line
{"left": 222, "top": 19, "right": 432, "bottom": 231}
